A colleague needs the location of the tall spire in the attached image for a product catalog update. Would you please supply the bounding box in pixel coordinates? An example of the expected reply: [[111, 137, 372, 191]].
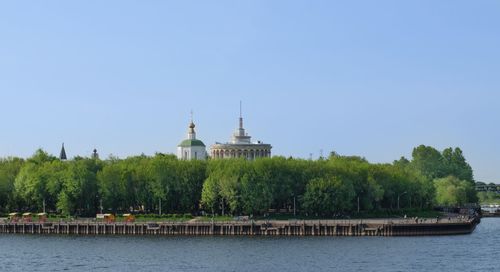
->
[[232, 101, 251, 144], [60, 143, 67, 161], [239, 101, 243, 129]]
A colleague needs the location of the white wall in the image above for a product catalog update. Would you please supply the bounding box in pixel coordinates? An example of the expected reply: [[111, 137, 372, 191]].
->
[[177, 146, 207, 160]]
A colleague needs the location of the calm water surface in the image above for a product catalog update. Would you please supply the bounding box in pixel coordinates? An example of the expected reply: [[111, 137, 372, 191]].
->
[[1, 218, 498, 272]]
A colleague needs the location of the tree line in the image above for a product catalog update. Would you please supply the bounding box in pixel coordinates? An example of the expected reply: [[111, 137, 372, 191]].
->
[[0, 145, 477, 217]]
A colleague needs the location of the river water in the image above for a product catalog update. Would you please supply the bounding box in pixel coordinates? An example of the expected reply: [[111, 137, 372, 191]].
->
[[0, 218, 498, 272]]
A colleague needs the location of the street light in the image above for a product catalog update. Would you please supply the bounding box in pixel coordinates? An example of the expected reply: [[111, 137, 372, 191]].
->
[[293, 195, 296, 217], [357, 189, 364, 213], [397, 191, 408, 210], [289, 194, 296, 217], [357, 196, 360, 213], [159, 198, 162, 216]]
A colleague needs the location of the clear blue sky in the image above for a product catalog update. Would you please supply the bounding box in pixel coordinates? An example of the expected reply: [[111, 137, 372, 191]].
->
[[0, 1, 499, 182]]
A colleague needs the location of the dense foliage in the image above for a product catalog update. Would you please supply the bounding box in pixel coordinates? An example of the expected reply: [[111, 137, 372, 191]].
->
[[434, 176, 475, 206], [0, 145, 477, 216], [477, 191, 500, 204]]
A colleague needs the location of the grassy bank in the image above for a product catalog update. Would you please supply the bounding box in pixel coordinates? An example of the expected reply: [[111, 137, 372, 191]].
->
[[197, 209, 443, 222], [1, 209, 445, 223]]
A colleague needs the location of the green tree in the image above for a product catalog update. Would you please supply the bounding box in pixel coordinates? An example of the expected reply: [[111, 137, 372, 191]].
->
[[0, 158, 24, 212], [201, 172, 221, 213], [411, 145, 446, 179], [302, 176, 355, 216], [434, 176, 475, 206], [442, 147, 474, 182], [240, 168, 273, 215], [477, 191, 500, 204], [97, 161, 126, 213], [1, 144, 479, 216], [57, 159, 99, 215]]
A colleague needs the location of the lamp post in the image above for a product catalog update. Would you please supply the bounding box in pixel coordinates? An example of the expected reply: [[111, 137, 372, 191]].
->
[[159, 198, 162, 216], [357, 196, 360, 213], [397, 191, 407, 210], [357, 189, 364, 213], [219, 198, 225, 216], [293, 195, 296, 217]]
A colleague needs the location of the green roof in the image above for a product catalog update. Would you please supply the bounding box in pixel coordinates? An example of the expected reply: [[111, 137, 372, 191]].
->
[[178, 139, 206, 147]]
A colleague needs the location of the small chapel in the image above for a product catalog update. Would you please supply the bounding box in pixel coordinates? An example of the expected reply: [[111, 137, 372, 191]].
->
[[176, 115, 207, 160]]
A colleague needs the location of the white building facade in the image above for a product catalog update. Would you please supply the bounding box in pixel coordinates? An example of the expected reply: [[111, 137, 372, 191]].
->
[[210, 110, 272, 160]]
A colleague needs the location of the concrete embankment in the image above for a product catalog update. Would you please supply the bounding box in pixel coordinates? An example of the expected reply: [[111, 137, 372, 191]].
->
[[0, 217, 480, 237]]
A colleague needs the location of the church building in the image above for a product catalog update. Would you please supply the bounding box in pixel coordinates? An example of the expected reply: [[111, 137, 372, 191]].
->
[[177, 116, 207, 160]]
